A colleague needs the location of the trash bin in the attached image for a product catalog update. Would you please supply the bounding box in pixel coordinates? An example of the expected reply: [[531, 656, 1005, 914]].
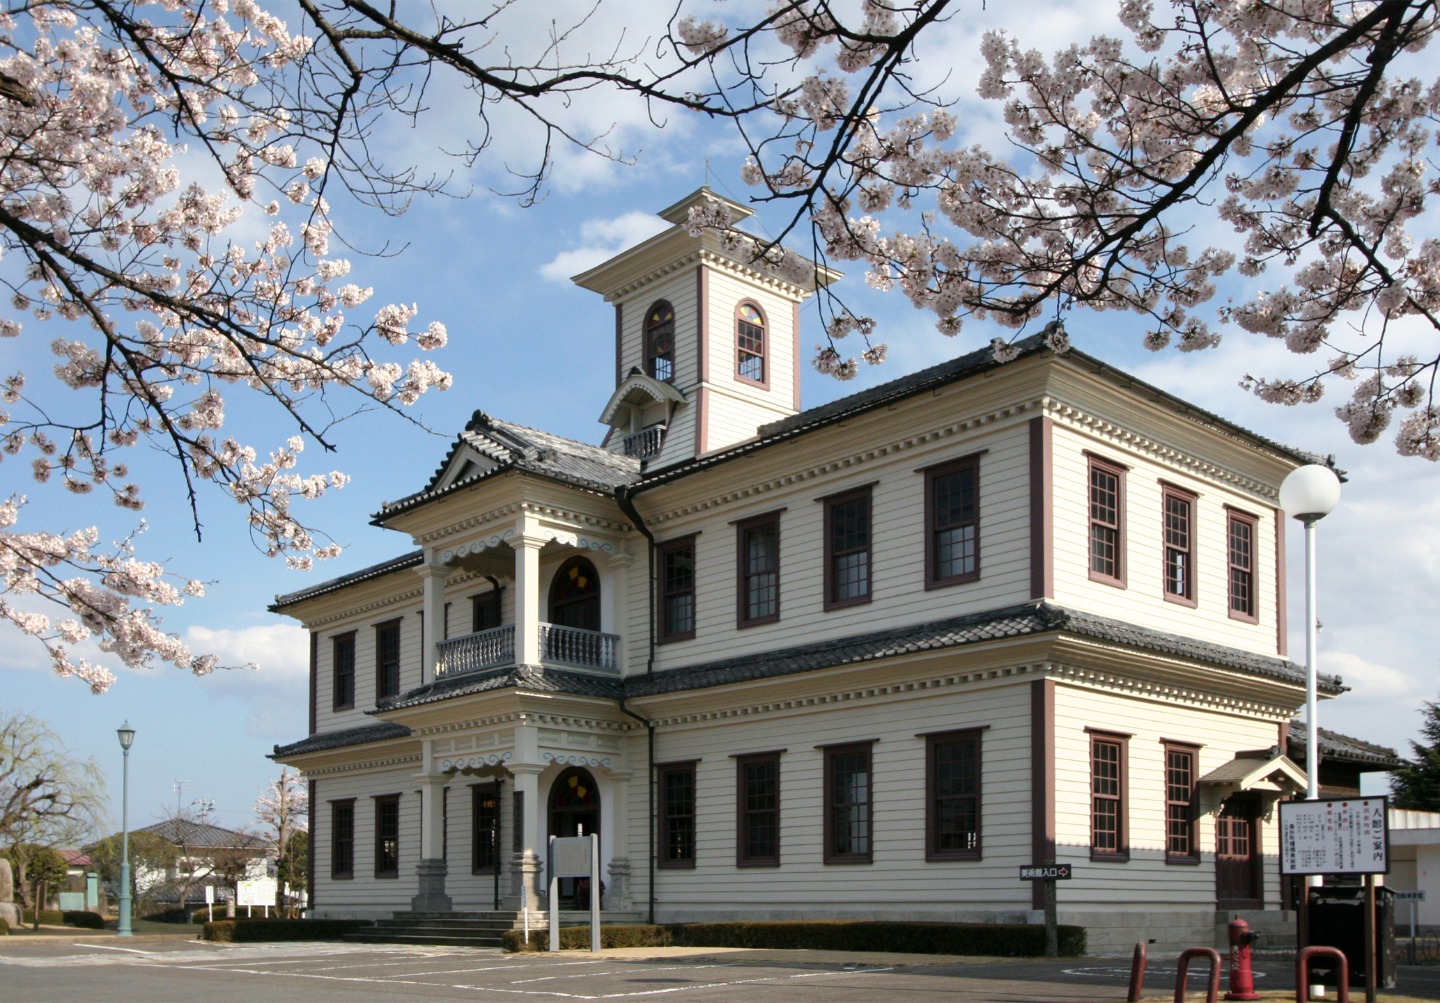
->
[[1306, 885, 1397, 989]]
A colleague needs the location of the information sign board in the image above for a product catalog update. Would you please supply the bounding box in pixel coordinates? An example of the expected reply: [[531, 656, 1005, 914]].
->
[[1019, 864, 1073, 881], [1279, 796, 1389, 876]]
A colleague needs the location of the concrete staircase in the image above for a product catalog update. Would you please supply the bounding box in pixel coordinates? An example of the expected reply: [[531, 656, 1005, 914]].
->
[[345, 909, 645, 948]]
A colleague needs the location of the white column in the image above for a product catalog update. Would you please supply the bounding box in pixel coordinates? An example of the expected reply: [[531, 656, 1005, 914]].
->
[[514, 536, 545, 667], [417, 559, 450, 685], [607, 769, 633, 909], [609, 548, 633, 674], [510, 763, 545, 913], [410, 758, 452, 912]]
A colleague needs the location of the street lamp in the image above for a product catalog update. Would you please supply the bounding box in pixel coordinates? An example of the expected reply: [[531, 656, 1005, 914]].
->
[[116, 722, 136, 937], [1279, 464, 1342, 802]]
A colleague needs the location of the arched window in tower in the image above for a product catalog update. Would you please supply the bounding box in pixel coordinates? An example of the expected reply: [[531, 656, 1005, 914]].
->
[[645, 301, 675, 382], [737, 303, 765, 384], [548, 556, 601, 633]]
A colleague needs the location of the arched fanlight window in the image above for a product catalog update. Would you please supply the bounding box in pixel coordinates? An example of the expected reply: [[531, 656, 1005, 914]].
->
[[548, 556, 601, 632], [645, 301, 675, 382], [737, 303, 765, 383]]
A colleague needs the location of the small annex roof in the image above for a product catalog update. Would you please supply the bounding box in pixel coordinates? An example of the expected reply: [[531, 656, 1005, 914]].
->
[[373, 411, 640, 524], [627, 330, 1326, 496], [376, 663, 623, 712], [270, 550, 423, 613], [599, 369, 687, 428], [1198, 751, 1308, 796], [271, 721, 412, 759], [1288, 724, 1404, 769]]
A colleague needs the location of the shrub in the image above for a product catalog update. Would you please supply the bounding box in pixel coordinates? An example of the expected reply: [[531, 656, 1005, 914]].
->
[[62, 911, 106, 930], [20, 909, 63, 926], [503, 925, 673, 952], [0, 917, 9, 936], [503, 920, 1085, 957], [202, 918, 373, 943]]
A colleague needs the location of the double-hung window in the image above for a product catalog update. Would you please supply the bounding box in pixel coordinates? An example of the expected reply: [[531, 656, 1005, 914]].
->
[[375, 619, 401, 700], [1162, 485, 1197, 605], [736, 513, 780, 626], [925, 456, 980, 587], [823, 742, 873, 864], [332, 632, 356, 710], [373, 794, 400, 878], [658, 762, 696, 867], [1164, 742, 1199, 862], [736, 303, 766, 384], [926, 730, 981, 860], [646, 301, 675, 382], [736, 752, 781, 867], [658, 537, 696, 641], [1089, 731, 1129, 861], [1087, 456, 1126, 586], [823, 487, 872, 610], [330, 799, 355, 879], [1227, 508, 1259, 622]]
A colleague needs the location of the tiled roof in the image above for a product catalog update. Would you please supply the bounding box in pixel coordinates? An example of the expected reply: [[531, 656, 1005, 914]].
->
[[273, 603, 1342, 758], [629, 332, 1321, 494], [375, 411, 640, 521], [1289, 723, 1403, 768], [271, 721, 412, 758], [625, 600, 1337, 698], [137, 819, 266, 850]]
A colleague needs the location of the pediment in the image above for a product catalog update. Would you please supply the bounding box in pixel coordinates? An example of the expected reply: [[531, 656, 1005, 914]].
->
[[431, 445, 503, 493], [1198, 751, 1307, 805], [599, 372, 687, 429]]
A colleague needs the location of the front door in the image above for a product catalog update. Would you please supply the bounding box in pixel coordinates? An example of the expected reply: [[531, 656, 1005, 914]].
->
[[1216, 794, 1263, 908]]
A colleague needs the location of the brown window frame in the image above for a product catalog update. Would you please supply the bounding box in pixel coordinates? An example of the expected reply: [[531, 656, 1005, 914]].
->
[[471, 783, 501, 874], [373, 793, 400, 878], [1226, 507, 1259, 623], [1164, 742, 1200, 863], [332, 631, 356, 711], [735, 752, 781, 867], [657, 536, 697, 642], [374, 618, 402, 700], [926, 729, 982, 861], [1162, 484, 1198, 606], [736, 301, 767, 386], [1087, 455, 1126, 587], [736, 512, 781, 627], [823, 741, 874, 865], [645, 300, 675, 382], [823, 486, 873, 611], [330, 798, 355, 879], [657, 761, 697, 869], [1089, 731, 1129, 861], [925, 456, 981, 588]]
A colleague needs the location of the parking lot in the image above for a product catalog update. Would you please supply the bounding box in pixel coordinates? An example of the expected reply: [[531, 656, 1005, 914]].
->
[[5, 937, 1440, 1002]]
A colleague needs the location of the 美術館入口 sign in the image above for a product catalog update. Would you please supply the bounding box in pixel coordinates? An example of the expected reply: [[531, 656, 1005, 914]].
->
[[1019, 864, 1073, 881], [1279, 796, 1388, 876]]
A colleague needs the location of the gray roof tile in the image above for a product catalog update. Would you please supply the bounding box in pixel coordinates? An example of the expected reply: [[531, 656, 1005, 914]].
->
[[271, 721, 412, 758]]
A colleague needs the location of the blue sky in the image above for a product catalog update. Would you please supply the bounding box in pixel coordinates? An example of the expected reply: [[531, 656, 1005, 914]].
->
[[4, 0, 1437, 838]]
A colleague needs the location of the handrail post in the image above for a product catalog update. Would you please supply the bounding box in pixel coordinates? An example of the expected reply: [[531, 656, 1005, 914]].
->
[[1296, 946, 1350, 1003], [1128, 941, 1147, 1003], [1174, 947, 1221, 1003]]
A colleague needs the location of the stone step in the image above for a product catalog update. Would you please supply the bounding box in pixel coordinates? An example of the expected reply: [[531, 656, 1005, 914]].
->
[[343, 910, 646, 948]]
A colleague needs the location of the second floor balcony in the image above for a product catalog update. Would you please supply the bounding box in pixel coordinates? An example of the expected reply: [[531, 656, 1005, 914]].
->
[[436, 622, 620, 679]]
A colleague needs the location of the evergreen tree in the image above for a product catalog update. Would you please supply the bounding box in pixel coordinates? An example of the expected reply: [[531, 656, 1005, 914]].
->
[[1391, 697, 1440, 811]]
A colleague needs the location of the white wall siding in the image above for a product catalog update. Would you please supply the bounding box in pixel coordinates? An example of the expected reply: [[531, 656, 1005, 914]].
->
[[311, 769, 420, 918]]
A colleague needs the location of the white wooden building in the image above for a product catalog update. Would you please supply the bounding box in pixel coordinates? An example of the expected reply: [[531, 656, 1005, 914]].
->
[[271, 188, 1337, 952]]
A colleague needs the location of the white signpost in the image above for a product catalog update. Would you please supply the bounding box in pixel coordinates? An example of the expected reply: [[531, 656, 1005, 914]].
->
[[548, 835, 600, 953], [1279, 796, 1390, 1003]]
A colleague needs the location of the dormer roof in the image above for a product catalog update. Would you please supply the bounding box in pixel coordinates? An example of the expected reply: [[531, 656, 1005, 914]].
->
[[598, 368, 688, 428]]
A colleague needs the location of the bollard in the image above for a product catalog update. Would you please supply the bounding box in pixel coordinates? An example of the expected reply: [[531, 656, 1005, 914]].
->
[[1296, 946, 1350, 1003], [1175, 946, 1222, 1003], [1224, 917, 1262, 1001], [1128, 941, 1147, 1003]]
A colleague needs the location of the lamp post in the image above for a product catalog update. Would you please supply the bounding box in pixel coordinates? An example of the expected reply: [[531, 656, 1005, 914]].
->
[[1279, 464, 1342, 802], [116, 722, 136, 937]]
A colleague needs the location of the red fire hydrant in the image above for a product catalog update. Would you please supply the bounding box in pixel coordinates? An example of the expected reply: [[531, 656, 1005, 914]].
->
[[1224, 917, 1262, 1001]]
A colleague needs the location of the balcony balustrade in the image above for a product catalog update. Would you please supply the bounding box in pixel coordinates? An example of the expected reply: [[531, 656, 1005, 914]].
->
[[436, 622, 619, 678]]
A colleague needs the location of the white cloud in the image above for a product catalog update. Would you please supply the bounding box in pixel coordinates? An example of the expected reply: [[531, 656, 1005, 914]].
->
[[539, 211, 671, 281], [183, 622, 309, 740]]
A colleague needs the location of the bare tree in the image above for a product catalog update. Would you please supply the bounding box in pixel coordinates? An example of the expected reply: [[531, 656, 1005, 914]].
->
[[0, 712, 105, 874], [253, 768, 307, 913]]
